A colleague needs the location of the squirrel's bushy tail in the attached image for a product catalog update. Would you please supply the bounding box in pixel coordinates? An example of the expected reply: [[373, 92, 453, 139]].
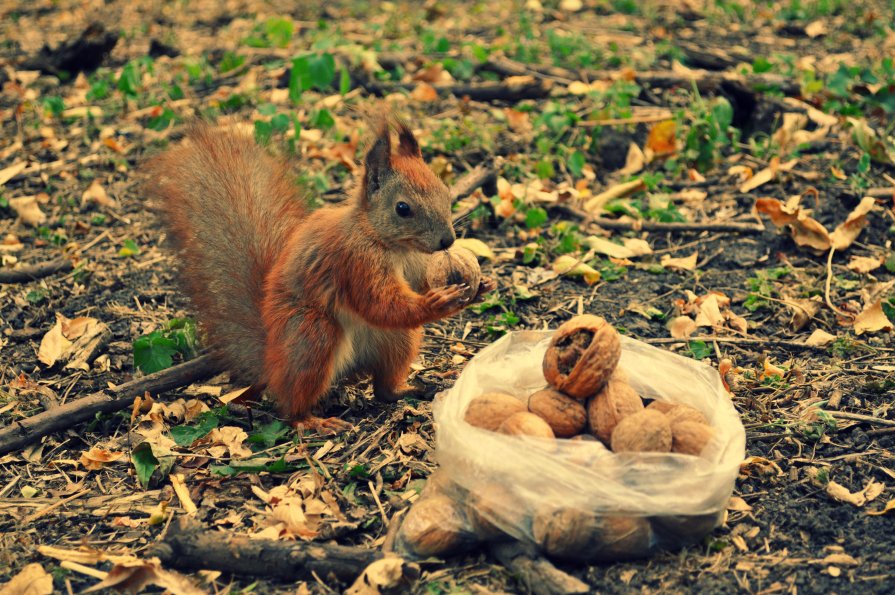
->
[[144, 123, 305, 382]]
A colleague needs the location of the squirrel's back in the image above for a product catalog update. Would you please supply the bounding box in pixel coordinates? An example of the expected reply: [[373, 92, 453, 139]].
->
[[144, 124, 305, 381]]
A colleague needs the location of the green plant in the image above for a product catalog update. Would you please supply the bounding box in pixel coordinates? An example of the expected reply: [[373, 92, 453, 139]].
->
[[680, 91, 737, 172], [288, 53, 336, 102], [243, 16, 294, 49], [132, 318, 199, 374], [743, 267, 789, 311]]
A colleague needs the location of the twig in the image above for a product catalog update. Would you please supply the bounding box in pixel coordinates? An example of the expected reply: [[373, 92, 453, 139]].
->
[[357, 73, 552, 102], [450, 163, 497, 203], [553, 204, 765, 234], [0, 354, 223, 456], [824, 247, 852, 319], [0, 258, 73, 284], [484, 56, 801, 96], [865, 187, 894, 198], [23, 488, 89, 524], [578, 109, 674, 127], [148, 516, 380, 582], [642, 336, 828, 351], [489, 541, 589, 595], [827, 411, 895, 428]]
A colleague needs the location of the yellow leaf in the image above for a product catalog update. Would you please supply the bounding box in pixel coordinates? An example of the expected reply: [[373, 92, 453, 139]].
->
[[660, 251, 698, 271], [410, 82, 438, 102], [552, 255, 600, 284], [854, 300, 894, 335], [805, 329, 836, 347], [645, 120, 676, 156], [867, 498, 895, 516], [583, 178, 645, 213], [667, 316, 697, 339], [453, 238, 494, 260]]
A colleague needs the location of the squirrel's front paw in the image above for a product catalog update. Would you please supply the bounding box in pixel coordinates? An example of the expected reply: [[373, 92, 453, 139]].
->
[[471, 276, 497, 303], [424, 284, 470, 316], [293, 415, 353, 436]]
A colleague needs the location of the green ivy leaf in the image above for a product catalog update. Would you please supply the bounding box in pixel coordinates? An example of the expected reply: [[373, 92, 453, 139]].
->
[[133, 331, 178, 374], [131, 442, 175, 488], [247, 420, 291, 449], [170, 411, 219, 447], [687, 340, 712, 360]]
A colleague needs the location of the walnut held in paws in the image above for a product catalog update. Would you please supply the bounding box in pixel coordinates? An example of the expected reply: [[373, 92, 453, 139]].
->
[[610, 409, 672, 453], [527, 388, 587, 438], [465, 392, 527, 431], [426, 246, 481, 302], [542, 315, 621, 400]]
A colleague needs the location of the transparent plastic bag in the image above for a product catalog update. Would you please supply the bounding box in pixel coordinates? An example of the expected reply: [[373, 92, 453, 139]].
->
[[396, 330, 746, 562]]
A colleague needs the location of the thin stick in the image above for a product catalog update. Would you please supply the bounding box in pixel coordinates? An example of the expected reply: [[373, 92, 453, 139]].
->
[[0, 354, 223, 456], [824, 247, 852, 319], [827, 411, 895, 427], [554, 204, 765, 234], [0, 258, 73, 284], [23, 489, 89, 523], [642, 336, 828, 351]]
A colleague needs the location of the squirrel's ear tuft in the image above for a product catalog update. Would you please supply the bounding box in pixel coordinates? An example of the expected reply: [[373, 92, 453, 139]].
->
[[395, 120, 422, 158], [364, 119, 392, 196]]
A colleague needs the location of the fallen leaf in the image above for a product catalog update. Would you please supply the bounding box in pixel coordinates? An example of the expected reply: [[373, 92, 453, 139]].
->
[[503, 108, 531, 132], [727, 496, 753, 512], [740, 456, 784, 476], [9, 196, 47, 227], [867, 498, 895, 516], [0, 563, 53, 595], [761, 359, 786, 380], [847, 255, 883, 273], [552, 255, 600, 285], [827, 479, 885, 507], [829, 196, 875, 250], [0, 161, 27, 186], [645, 120, 676, 157], [805, 20, 828, 37], [583, 178, 645, 213], [805, 329, 836, 347], [410, 82, 438, 102], [411, 63, 447, 83], [618, 143, 644, 175], [0, 233, 24, 252], [584, 236, 651, 258], [784, 296, 822, 332], [847, 117, 895, 165], [79, 446, 124, 470], [667, 316, 697, 339], [661, 252, 698, 271], [739, 158, 797, 193], [454, 238, 494, 260], [854, 300, 894, 335], [62, 106, 103, 119], [83, 559, 204, 594], [755, 197, 831, 251], [347, 558, 416, 595]]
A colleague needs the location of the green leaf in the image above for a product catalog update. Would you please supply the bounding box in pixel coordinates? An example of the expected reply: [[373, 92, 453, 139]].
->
[[687, 340, 712, 360], [255, 120, 273, 143], [170, 411, 219, 446], [535, 159, 555, 179], [131, 442, 175, 488], [311, 109, 335, 130], [119, 239, 141, 258], [247, 420, 291, 448], [210, 456, 294, 476], [289, 53, 336, 101], [339, 67, 351, 95], [568, 150, 586, 177], [525, 207, 548, 229], [133, 331, 178, 374], [117, 61, 141, 97]]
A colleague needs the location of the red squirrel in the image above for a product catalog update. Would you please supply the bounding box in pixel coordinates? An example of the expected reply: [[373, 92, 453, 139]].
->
[[144, 116, 494, 432]]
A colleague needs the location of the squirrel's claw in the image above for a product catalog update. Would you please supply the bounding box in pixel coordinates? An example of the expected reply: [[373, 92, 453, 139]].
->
[[293, 415, 353, 436], [470, 276, 497, 303]]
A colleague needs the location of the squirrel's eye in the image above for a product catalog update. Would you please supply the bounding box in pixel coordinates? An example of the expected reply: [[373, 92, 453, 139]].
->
[[395, 201, 412, 218]]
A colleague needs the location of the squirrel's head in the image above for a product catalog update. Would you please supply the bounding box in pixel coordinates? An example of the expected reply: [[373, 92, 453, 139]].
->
[[359, 118, 455, 254]]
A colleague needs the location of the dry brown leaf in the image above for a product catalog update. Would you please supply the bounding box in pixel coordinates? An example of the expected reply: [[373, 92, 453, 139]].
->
[[503, 108, 531, 132], [347, 558, 414, 595], [412, 63, 447, 83], [727, 496, 753, 512], [454, 238, 494, 260], [82, 559, 204, 595], [81, 180, 117, 208], [740, 456, 784, 476], [645, 120, 676, 157], [827, 479, 885, 507], [618, 142, 644, 175], [805, 329, 836, 347], [784, 296, 822, 332], [9, 196, 47, 227], [79, 446, 124, 470], [660, 251, 698, 271], [585, 235, 651, 258], [755, 197, 831, 251], [667, 316, 697, 339], [854, 300, 894, 335], [867, 498, 895, 516], [829, 196, 876, 250], [410, 82, 438, 102], [847, 255, 883, 274], [0, 233, 24, 252], [0, 563, 53, 595], [0, 161, 27, 186]]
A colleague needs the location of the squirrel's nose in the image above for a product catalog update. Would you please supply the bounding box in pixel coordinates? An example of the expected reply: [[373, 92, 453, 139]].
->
[[440, 234, 455, 250]]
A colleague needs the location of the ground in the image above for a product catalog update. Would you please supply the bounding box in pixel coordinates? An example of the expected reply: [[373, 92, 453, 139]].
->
[[1, 0, 894, 593]]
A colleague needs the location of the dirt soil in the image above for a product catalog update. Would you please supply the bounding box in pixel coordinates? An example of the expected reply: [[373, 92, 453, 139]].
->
[[1, 1, 894, 593]]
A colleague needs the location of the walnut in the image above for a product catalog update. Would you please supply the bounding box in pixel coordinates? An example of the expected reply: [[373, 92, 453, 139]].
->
[[464, 392, 527, 431], [587, 374, 644, 445], [671, 420, 715, 456], [610, 409, 672, 453], [498, 411, 556, 440], [397, 493, 470, 557], [426, 246, 481, 301], [527, 388, 587, 438], [542, 315, 621, 400]]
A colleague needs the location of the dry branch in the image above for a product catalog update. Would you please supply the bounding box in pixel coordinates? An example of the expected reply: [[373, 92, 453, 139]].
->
[[0, 258, 74, 284], [0, 354, 223, 456], [490, 542, 589, 595], [485, 56, 801, 96], [150, 516, 380, 583], [554, 205, 765, 235], [357, 73, 552, 101]]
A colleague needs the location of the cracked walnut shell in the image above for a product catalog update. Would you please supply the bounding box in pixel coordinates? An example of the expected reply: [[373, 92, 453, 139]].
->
[[542, 315, 621, 400]]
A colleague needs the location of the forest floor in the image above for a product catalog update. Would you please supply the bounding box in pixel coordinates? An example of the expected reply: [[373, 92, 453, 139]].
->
[[1, 0, 894, 593]]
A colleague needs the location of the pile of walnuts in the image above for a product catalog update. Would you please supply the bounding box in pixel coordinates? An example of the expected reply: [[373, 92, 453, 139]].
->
[[397, 315, 721, 561]]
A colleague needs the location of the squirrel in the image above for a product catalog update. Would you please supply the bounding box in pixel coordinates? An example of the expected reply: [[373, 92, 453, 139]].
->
[[144, 116, 494, 433]]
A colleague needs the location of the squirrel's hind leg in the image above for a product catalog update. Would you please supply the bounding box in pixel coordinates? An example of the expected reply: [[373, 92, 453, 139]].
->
[[371, 327, 424, 403], [264, 313, 352, 434]]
